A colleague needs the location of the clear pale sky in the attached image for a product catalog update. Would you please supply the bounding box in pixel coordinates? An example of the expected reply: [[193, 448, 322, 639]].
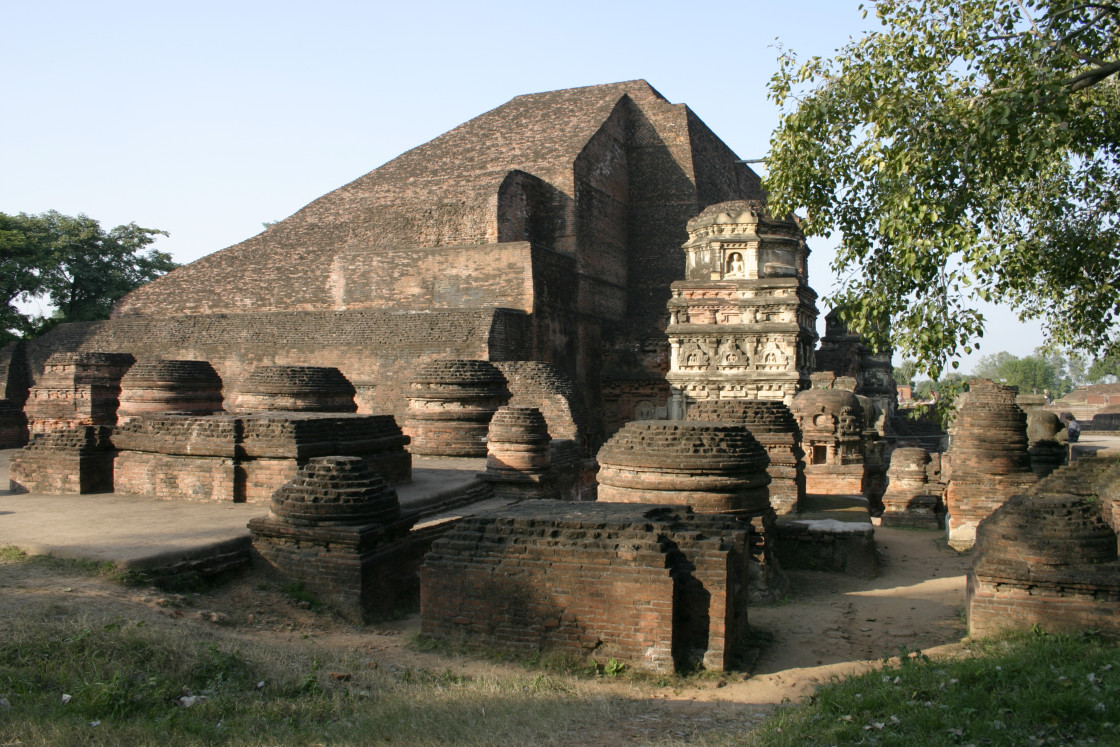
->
[[0, 0, 1047, 371]]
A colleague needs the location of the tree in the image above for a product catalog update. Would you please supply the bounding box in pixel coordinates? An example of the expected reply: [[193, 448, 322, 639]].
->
[[0, 212, 48, 343], [914, 371, 971, 399], [1087, 352, 1120, 382], [766, 0, 1120, 378], [893, 358, 919, 386], [971, 347, 1076, 395], [0, 211, 175, 346]]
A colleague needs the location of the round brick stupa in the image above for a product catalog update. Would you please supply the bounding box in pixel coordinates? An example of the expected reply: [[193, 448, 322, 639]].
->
[[945, 379, 1036, 548], [404, 360, 510, 457], [269, 456, 401, 527], [117, 359, 224, 423], [596, 421, 770, 513], [881, 447, 943, 528], [481, 406, 554, 499], [689, 399, 805, 514], [233, 365, 357, 413], [597, 420, 782, 601]]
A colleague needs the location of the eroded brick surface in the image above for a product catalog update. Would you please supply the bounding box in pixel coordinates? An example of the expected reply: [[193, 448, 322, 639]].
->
[[969, 457, 1120, 638]]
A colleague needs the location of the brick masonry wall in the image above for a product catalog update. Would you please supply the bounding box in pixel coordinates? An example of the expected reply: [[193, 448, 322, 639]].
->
[[113, 451, 237, 501], [420, 502, 750, 673], [968, 573, 1120, 638], [9, 427, 114, 495]]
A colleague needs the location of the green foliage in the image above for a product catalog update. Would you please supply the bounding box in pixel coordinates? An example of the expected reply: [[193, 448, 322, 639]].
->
[[1087, 351, 1120, 383], [0, 210, 175, 346], [971, 347, 1076, 395], [0, 605, 635, 745], [766, 0, 1120, 379], [914, 372, 971, 400], [751, 631, 1120, 745], [892, 358, 919, 387]]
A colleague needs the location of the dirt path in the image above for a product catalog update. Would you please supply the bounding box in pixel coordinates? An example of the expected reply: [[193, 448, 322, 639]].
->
[[1, 523, 971, 743]]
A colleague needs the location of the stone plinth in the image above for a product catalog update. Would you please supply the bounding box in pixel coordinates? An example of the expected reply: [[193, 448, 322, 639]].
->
[[420, 501, 751, 674], [232, 365, 357, 413], [480, 406, 555, 500], [403, 360, 510, 457], [9, 426, 114, 494], [596, 420, 783, 601], [881, 447, 944, 528], [24, 352, 135, 435], [969, 476, 1120, 638], [0, 398, 29, 448], [789, 385, 866, 495], [111, 412, 411, 502], [117, 359, 224, 424], [249, 456, 418, 622], [688, 399, 805, 514], [945, 380, 1036, 548]]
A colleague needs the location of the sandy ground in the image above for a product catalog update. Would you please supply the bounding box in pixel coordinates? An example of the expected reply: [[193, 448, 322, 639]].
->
[[0, 521, 971, 743]]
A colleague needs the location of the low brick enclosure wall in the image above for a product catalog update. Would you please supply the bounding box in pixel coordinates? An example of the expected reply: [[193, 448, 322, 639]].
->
[[420, 501, 752, 674], [773, 517, 879, 577]]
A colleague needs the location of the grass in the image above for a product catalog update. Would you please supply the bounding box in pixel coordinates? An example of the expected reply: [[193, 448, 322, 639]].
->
[[0, 545, 144, 585], [747, 630, 1120, 746], [0, 600, 647, 746]]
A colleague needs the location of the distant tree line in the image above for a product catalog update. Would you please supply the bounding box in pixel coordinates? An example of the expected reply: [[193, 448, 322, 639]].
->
[[1, 210, 176, 347], [895, 348, 1120, 401]]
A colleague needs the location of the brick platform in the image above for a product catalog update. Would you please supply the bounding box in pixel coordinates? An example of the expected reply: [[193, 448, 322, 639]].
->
[[420, 501, 751, 673], [9, 426, 114, 495], [111, 412, 411, 501]]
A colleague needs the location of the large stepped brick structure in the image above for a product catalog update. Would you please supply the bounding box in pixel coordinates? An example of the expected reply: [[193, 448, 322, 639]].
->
[[2, 81, 765, 439]]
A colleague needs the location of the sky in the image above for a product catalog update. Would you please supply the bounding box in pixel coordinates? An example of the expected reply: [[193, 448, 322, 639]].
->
[[0, 0, 1048, 372]]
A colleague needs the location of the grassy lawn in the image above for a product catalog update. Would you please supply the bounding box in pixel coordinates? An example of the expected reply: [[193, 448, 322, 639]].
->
[[749, 631, 1120, 746]]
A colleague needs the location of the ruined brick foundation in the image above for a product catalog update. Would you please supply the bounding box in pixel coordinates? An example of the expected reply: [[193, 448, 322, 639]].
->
[[420, 501, 751, 673], [968, 457, 1120, 638]]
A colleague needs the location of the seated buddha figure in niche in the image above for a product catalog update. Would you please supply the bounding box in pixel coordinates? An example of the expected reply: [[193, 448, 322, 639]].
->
[[726, 252, 746, 277]]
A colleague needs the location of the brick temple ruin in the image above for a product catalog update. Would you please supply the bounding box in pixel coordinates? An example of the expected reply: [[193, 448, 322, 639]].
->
[[4, 79, 1116, 665]]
